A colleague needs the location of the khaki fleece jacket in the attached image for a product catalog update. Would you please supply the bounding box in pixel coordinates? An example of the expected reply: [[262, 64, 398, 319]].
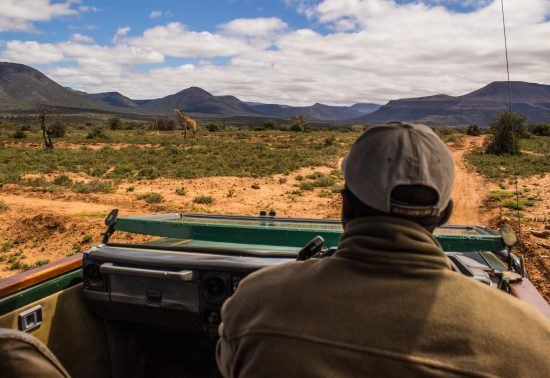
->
[[217, 216, 550, 377]]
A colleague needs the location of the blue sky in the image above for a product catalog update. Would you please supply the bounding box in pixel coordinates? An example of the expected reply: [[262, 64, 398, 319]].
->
[[0, 0, 548, 105]]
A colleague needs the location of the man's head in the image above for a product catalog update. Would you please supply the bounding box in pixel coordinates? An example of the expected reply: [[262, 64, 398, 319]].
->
[[341, 123, 455, 232]]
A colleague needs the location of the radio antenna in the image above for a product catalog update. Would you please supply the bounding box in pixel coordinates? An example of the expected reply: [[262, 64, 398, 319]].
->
[[499, 0, 521, 241]]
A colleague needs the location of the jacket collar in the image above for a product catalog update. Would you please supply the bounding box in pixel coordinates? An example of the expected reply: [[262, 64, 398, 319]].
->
[[335, 216, 451, 271]]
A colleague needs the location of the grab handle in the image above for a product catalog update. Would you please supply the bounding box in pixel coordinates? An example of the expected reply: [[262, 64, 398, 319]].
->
[[100, 263, 195, 281]]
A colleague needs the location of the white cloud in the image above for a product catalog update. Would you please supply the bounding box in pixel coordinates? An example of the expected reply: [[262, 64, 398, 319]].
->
[[112, 26, 131, 43], [220, 17, 288, 38], [0, 0, 88, 32], [2, 41, 64, 64], [149, 10, 172, 19], [127, 22, 254, 57], [149, 10, 162, 19], [1, 0, 549, 106], [71, 33, 93, 44]]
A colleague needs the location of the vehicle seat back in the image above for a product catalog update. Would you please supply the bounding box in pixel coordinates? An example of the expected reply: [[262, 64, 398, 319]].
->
[[0, 328, 69, 377]]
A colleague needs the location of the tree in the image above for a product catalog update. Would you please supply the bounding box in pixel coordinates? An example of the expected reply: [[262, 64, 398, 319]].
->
[[152, 118, 176, 131], [205, 122, 224, 132], [262, 120, 277, 130], [50, 121, 66, 138], [108, 117, 123, 130], [486, 112, 526, 155], [290, 115, 309, 132], [529, 123, 550, 136], [466, 124, 482, 136], [39, 106, 55, 149]]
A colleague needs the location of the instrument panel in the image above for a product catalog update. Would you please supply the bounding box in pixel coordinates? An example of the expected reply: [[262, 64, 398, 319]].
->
[[82, 244, 293, 334]]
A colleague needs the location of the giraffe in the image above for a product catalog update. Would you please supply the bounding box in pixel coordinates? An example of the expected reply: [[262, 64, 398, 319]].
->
[[174, 107, 197, 139]]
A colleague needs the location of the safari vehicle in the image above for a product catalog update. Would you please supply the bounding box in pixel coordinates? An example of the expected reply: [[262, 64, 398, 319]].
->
[[0, 211, 548, 377]]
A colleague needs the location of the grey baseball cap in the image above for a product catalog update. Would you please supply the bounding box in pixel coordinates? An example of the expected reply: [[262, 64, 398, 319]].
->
[[342, 123, 455, 217]]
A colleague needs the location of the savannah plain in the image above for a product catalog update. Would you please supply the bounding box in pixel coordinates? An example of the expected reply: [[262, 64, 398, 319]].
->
[[0, 116, 548, 300]]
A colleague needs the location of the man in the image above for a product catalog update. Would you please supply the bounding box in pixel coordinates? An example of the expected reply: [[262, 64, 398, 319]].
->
[[217, 123, 550, 377]]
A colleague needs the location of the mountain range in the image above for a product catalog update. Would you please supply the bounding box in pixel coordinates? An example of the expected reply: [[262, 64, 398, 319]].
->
[[1, 62, 549, 125], [355, 81, 550, 126]]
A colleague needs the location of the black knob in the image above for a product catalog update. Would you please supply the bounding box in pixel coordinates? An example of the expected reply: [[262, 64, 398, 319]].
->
[[204, 276, 226, 298]]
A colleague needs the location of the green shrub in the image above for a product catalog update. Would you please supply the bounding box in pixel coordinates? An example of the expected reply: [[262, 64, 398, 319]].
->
[[86, 125, 108, 140], [502, 199, 525, 210], [486, 189, 515, 204], [137, 192, 164, 204], [529, 123, 550, 137], [0, 199, 8, 212], [13, 128, 26, 139], [72, 180, 114, 194], [34, 259, 50, 267], [108, 117, 123, 130], [206, 122, 223, 132], [466, 124, 482, 136], [137, 166, 160, 179], [153, 118, 176, 131], [82, 234, 93, 243], [49, 122, 66, 138], [258, 120, 277, 131], [193, 195, 213, 204], [311, 175, 336, 187], [53, 174, 72, 186], [486, 113, 522, 155], [297, 182, 314, 191]]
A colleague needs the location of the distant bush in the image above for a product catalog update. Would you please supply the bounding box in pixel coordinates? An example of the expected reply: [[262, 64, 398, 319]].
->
[[137, 192, 164, 204], [13, 128, 26, 139], [254, 120, 277, 131], [86, 125, 108, 139], [53, 174, 72, 186], [529, 123, 550, 137], [0, 199, 8, 212], [193, 195, 213, 204], [20, 124, 32, 132], [153, 118, 176, 131], [433, 126, 463, 138], [290, 115, 309, 132], [108, 117, 123, 130], [72, 180, 114, 194], [486, 112, 524, 155], [205, 122, 224, 132], [49, 121, 66, 138], [137, 166, 160, 179], [466, 124, 482, 136]]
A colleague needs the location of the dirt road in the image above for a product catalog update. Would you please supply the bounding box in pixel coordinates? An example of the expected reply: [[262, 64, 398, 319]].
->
[[447, 136, 494, 225]]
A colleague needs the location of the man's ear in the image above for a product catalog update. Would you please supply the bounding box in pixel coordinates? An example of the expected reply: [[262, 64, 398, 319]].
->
[[438, 199, 453, 226]]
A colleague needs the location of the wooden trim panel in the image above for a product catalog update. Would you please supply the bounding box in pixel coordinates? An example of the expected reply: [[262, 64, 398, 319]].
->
[[0, 254, 83, 299]]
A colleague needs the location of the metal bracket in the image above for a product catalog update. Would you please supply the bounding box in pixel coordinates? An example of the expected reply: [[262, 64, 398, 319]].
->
[[18, 305, 42, 333], [102, 209, 119, 243]]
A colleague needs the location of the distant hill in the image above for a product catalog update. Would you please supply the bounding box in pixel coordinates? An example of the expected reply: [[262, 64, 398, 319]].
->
[[84, 91, 143, 108], [0, 62, 103, 111], [136, 87, 261, 116], [2, 62, 548, 125], [0, 62, 381, 120], [247, 102, 381, 121], [355, 82, 550, 126]]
